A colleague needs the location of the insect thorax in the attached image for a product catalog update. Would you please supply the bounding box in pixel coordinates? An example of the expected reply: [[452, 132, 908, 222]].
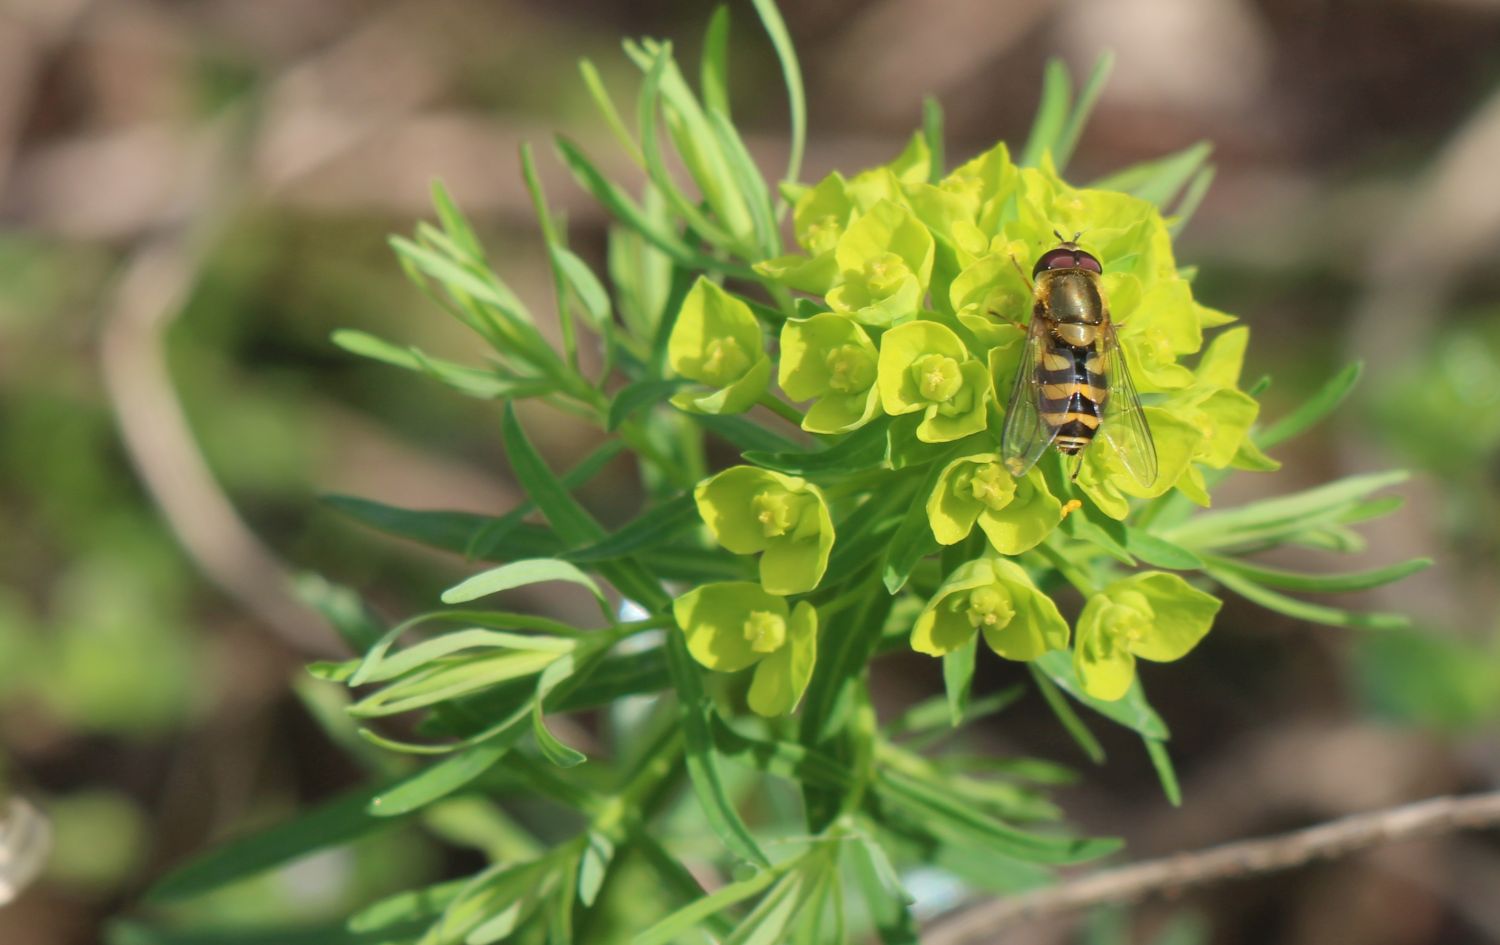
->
[[1038, 270, 1104, 326]]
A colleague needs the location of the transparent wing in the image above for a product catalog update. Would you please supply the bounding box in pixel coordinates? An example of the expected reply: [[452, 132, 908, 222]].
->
[[1098, 319, 1158, 488], [999, 315, 1058, 478]]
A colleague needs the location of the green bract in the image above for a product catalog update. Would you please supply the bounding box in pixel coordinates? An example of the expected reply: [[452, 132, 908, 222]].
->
[[778, 313, 881, 434], [912, 557, 1069, 660], [694, 466, 834, 595], [673, 582, 818, 717], [1074, 572, 1222, 701], [927, 456, 1061, 554], [876, 320, 992, 443], [826, 200, 935, 327], [667, 277, 771, 414]]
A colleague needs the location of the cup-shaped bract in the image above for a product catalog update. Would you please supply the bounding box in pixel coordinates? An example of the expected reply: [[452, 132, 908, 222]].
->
[[1073, 571, 1222, 701], [694, 466, 835, 595], [668, 277, 771, 414], [927, 456, 1062, 554], [912, 557, 1068, 661], [877, 320, 992, 443], [778, 313, 882, 434], [826, 200, 935, 328], [673, 582, 818, 717]]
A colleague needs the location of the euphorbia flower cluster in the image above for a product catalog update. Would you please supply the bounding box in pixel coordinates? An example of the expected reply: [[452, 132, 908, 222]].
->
[[668, 136, 1267, 712]]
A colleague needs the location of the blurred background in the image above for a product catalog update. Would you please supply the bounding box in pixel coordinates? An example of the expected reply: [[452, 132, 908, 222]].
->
[[1, 0, 1499, 943]]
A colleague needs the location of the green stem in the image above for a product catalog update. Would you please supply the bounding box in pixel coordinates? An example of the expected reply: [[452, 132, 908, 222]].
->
[[758, 391, 806, 426], [1036, 539, 1100, 596]]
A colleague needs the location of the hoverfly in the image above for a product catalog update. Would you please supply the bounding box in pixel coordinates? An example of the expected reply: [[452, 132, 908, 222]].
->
[[999, 234, 1157, 486]]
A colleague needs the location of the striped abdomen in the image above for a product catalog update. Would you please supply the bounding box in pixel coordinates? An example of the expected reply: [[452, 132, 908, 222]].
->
[[1039, 343, 1107, 455]]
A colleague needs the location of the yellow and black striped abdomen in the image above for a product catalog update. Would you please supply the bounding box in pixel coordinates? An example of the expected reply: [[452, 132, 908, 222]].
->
[[1038, 343, 1108, 455]]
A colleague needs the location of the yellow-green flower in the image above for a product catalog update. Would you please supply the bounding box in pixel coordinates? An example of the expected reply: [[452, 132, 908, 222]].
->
[[694, 467, 835, 595], [778, 314, 882, 434], [673, 582, 818, 717], [912, 557, 1068, 660], [758, 136, 931, 295], [1107, 274, 1202, 393], [876, 320, 992, 443], [1073, 572, 1221, 701], [927, 457, 1061, 554], [906, 143, 1019, 254], [826, 200, 935, 328], [667, 277, 771, 414], [1074, 406, 1201, 519], [1002, 160, 1178, 290]]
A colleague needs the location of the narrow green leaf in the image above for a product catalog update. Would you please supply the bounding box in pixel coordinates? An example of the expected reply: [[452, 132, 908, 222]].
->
[[502, 406, 669, 610], [532, 654, 587, 768], [1034, 651, 1170, 740], [1092, 141, 1212, 209], [1052, 52, 1114, 171], [441, 558, 604, 607], [800, 583, 894, 747], [294, 574, 385, 653], [354, 629, 574, 687], [607, 378, 690, 431], [1208, 566, 1411, 630], [327, 495, 716, 583], [1204, 554, 1431, 593], [331, 329, 543, 400], [467, 439, 625, 559], [743, 419, 891, 476], [554, 137, 753, 279], [368, 738, 517, 817], [1143, 737, 1182, 807], [147, 786, 392, 902], [349, 878, 469, 934], [724, 866, 818, 945], [942, 635, 977, 726], [633, 861, 784, 945], [708, 106, 779, 257], [431, 179, 483, 259], [749, 0, 806, 193], [577, 831, 615, 908], [665, 625, 769, 866], [691, 413, 802, 454], [876, 769, 1120, 863], [350, 650, 560, 717], [519, 140, 579, 366], [1020, 58, 1071, 168], [325, 495, 513, 556], [1123, 528, 1204, 570], [502, 404, 605, 547], [710, 714, 853, 789], [883, 685, 1025, 738], [636, 42, 738, 249], [922, 96, 945, 184], [1165, 470, 1408, 549], [1257, 362, 1363, 448], [563, 494, 700, 564], [882, 460, 948, 593], [1029, 664, 1105, 764], [848, 834, 919, 945], [1168, 164, 1216, 236], [701, 6, 732, 118], [549, 244, 612, 331], [578, 59, 644, 168]]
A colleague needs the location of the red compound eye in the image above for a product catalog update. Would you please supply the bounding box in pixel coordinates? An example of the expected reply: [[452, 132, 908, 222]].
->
[[1073, 250, 1102, 273], [1031, 247, 1081, 278]]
